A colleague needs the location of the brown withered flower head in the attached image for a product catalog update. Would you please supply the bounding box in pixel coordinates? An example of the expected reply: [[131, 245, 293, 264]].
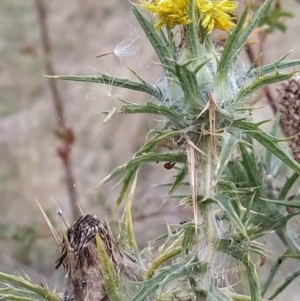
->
[[56, 214, 140, 301], [277, 73, 300, 163]]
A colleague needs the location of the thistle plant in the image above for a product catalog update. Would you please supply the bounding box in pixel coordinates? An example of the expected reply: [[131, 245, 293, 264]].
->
[[2, 0, 300, 301]]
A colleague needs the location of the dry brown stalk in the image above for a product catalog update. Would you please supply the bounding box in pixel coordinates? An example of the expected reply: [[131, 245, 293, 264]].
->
[[34, 0, 80, 219]]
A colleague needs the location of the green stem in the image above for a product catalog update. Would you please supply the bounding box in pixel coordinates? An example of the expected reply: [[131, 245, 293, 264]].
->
[[277, 226, 300, 254], [261, 252, 287, 297], [278, 171, 299, 200], [200, 137, 212, 199], [227, 292, 269, 301], [198, 137, 214, 286], [245, 261, 261, 301], [268, 269, 300, 300], [143, 246, 181, 280]]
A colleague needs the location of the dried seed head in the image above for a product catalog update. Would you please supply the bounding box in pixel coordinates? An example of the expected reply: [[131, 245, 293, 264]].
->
[[277, 73, 300, 137], [277, 73, 300, 163], [56, 214, 140, 301], [291, 133, 300, 163]]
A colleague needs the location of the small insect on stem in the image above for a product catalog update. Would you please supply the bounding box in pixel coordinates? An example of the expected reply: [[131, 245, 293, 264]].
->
[[164, 162, 176, 170], [260, 254, 267, 267]]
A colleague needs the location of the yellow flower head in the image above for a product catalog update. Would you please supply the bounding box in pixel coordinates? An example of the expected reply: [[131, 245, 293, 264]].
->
[[140, 0, 237, 33], [196, 0, 237, 33], [140, 0, 191, 29]]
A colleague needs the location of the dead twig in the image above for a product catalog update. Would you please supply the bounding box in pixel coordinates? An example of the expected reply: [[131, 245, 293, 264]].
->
[[34, 0, 80, 219]]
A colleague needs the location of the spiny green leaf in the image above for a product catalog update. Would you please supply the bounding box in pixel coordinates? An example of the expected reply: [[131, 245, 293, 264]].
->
[[235, 0, 272, 60], [143, 237, 182, 280], [194, 56, 214, 74], [234, 120, 300, 175], [186, 0, 199, 57], [114, 102, 188, 128], [217, 3, 250, 81], [95, 152, 187, 188], [237, 58, 300, 86], [282, 253, 300, 259], [132, 5, 174, 73], [0, 285, 45, 301], [137, 128, 191, 155], [115, 128, 190, 208], [207, 194, 248, 238], [0, 294, 36, 301], [217, 180, 256, 194], [239, 142, 261, 189], [278, 172, 299, 200], [174, 62, 206, 107], [158, 27, 170, 50], [235, 70, 296, 101], [258, 59, 300, 77], [227, 160, 249, 185], [202, 288, 231, 301], [114, 168, 138, 213], [260, 198, 300, 209], [47, 74, 162, 100], [152, 180, 189, 187], [130, 261, 207, 301], [124, 172, 139, 253], [95, 233, 121, 301], [273, 210, 300, 229], [0, 273, 59, 301], [241, 191, 256, 226], [213, 130, 240, 186], [164, 166, 187, 202], [182, 223, 196, 255]]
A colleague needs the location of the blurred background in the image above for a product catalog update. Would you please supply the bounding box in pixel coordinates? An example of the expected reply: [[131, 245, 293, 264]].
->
[[0, 0, 300, 298]]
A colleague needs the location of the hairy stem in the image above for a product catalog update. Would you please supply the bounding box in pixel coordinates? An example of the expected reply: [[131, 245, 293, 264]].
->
[[198, 137, 215, 287], [245, 260, 261, 301]]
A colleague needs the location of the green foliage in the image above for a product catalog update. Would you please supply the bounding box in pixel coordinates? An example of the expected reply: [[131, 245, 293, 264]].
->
[[257, 3, 293, 32], [2, 0, 300, 301], [95, 232, 122, 301], [132, 260, 208, 301], [0, 272, 60, 301]]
